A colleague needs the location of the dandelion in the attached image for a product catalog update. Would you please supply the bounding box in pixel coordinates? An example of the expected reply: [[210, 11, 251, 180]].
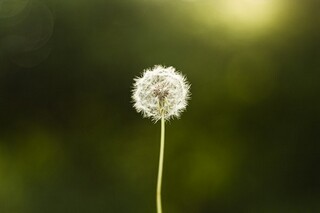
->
[[132, 65, 190, 213], [132, 65, 190, 122]]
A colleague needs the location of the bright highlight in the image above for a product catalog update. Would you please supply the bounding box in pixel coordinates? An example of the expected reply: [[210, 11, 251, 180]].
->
[[217, 0, 283, 32], [194, 0, 286, 36]]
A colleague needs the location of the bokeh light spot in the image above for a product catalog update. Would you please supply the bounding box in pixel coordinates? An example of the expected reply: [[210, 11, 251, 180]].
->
[[218, 0, 283, 31], [194, 0, 287, 37]]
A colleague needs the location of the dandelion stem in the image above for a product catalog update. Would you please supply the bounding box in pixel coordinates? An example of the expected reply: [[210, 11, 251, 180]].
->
[[157, 114, 165, 213]]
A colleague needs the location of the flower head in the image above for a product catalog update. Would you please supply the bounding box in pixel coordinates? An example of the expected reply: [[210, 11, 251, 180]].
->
[[132, 65, 190, 122]]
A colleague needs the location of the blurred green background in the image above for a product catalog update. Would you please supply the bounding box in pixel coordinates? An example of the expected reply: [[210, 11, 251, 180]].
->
[[0, 0, 319, 212]]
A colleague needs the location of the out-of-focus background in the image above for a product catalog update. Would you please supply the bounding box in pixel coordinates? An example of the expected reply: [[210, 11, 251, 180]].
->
[[0, 0, 319, 212]]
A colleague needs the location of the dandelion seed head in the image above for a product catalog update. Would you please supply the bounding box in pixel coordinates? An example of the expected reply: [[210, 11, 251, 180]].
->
[[132, 65, 190, 122]]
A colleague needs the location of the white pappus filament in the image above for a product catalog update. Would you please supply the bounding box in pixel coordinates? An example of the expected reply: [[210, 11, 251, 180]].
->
[[132, 65, 190, 122]]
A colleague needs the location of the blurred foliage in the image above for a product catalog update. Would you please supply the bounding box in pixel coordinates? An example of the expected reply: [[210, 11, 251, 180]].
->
[[0, 0, 319, 212]]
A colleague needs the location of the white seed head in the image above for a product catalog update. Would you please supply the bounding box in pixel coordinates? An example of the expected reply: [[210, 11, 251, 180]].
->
[[132, 65, 190, 122]]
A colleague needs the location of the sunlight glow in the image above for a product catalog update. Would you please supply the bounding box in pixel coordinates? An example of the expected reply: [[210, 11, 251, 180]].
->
[[217, 0, 283, 32], [193, 0, 286, 37]]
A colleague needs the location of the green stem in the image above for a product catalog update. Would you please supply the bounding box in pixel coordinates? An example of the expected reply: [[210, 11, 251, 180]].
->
[[157, 115, 165, 213]]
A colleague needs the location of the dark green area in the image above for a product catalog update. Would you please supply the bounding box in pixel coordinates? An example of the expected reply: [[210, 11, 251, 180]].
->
[[0, 0, 319, 212]]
